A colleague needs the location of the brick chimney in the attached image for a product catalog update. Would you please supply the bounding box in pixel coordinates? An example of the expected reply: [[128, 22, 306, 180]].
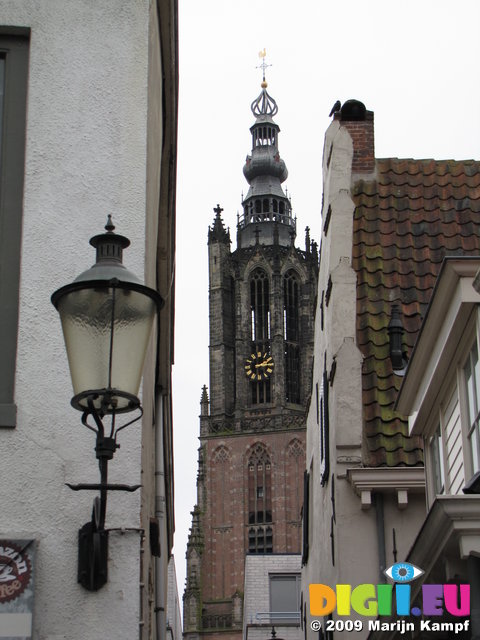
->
[[335, 100, 375, 174]]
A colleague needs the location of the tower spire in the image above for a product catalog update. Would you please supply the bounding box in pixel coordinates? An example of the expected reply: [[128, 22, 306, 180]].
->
[[237, 56, 295, 248]]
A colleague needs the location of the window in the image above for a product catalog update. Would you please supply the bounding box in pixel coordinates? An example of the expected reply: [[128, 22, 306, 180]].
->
[[430, 425, 445, 495], [269, 574, 301, 624], [0, 31, 30, 427], [284, 270, 300, 404], [425, 380, 466, 501], [250, 269, 271, 405], [248, 444, 273, 552], [248, 444, 272, 525], [464, 341, 480, 474], [248, 525, 273, 554]]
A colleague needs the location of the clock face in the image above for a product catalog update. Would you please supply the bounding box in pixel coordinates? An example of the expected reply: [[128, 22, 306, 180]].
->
[[245, 351, 274, 380]]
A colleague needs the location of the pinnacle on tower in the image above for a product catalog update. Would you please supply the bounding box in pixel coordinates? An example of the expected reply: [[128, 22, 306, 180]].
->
[[305, 226, 311, 253], [208, 204, 231, 244], [200, 385, 209, 416]]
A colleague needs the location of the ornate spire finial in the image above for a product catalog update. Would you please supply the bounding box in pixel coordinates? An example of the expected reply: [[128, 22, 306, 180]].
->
[[251, 50, 278, 117], [257, 48, 271, 88], [105, 214, 115, 233]]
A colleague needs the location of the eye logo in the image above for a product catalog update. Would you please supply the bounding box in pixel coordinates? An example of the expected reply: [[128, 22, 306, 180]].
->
[[384, 562, 424, 583]]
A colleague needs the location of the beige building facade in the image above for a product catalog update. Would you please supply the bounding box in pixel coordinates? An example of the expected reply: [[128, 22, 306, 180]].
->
[[302, 100, 480, 639], [394, 258, 480, 640]]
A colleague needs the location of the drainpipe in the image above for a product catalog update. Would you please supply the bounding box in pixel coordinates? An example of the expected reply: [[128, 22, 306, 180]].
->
[[373, 493, 386, 583], [155, 390, 168, 640], [468, 555, 480, 640]]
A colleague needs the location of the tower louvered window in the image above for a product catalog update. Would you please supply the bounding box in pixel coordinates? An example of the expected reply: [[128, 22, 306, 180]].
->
[[247, 444, 273, 553], [250, 269, 271, 404], [284, 270, 300, 404]]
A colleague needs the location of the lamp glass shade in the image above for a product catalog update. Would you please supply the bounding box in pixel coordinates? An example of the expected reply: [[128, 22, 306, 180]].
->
[[56, 284, 156, 413]]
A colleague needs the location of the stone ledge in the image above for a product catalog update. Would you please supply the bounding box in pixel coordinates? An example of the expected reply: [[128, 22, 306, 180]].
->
[[347, 466, 425, 510]]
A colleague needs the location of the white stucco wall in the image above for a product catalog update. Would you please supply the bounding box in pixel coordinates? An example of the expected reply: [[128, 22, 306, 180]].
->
[[304, 120, 363, 607], [0, 2, 154, 638], [302, 119, 426, 640]]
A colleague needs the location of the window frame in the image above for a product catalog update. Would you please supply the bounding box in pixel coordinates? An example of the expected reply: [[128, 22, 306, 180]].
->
[[429, 423, 445, 495], [462, 339, 480, 475], [423, 312, 480, 506], [0, 29, 30, 428], [269, 573, 301, 624]]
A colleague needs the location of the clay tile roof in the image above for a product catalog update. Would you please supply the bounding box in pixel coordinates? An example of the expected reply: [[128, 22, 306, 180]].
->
[[352, 158, 480, 467]]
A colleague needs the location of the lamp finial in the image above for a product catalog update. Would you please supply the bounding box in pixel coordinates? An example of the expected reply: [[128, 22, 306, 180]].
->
[[105, 215, 115, 233]]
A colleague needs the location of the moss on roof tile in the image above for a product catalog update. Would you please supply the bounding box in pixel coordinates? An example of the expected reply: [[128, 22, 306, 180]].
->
[[353, 157, 480, 467]]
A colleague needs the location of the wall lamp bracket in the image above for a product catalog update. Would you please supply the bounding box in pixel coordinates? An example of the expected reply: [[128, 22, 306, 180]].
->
[[68, 395, 143, 591]]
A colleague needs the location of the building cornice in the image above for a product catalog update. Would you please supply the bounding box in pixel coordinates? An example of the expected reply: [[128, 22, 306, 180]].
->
[[407, 495, 480, 592], [347, 466, 425, 510]]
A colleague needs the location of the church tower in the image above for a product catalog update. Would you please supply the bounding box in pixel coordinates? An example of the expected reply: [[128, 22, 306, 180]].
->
[[183, 73, 318, 640]]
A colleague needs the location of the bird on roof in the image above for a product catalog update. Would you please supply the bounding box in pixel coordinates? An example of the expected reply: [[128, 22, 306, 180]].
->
[[329, 100, 341, 117]]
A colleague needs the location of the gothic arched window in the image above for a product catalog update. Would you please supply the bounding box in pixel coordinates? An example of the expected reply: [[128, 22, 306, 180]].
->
[[286, 439, 304, 549], [284, 270, 300, 404], [247, 444, 273, 553], [250, 269, 271, 404], [212, 446, 231, 526]]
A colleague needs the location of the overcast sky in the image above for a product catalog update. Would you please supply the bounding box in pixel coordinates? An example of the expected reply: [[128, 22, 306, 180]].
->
[[172, 0, 480, 603]]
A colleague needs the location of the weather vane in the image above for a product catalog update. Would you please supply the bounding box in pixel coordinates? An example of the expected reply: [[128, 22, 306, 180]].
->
[[257, 48, 272, 87]]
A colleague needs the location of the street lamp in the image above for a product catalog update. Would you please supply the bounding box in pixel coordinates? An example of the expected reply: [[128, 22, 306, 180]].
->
[[51, 216, 163, 591]]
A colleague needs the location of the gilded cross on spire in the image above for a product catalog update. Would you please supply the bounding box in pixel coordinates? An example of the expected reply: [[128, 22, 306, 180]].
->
[[257, 49, 271, 88]]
